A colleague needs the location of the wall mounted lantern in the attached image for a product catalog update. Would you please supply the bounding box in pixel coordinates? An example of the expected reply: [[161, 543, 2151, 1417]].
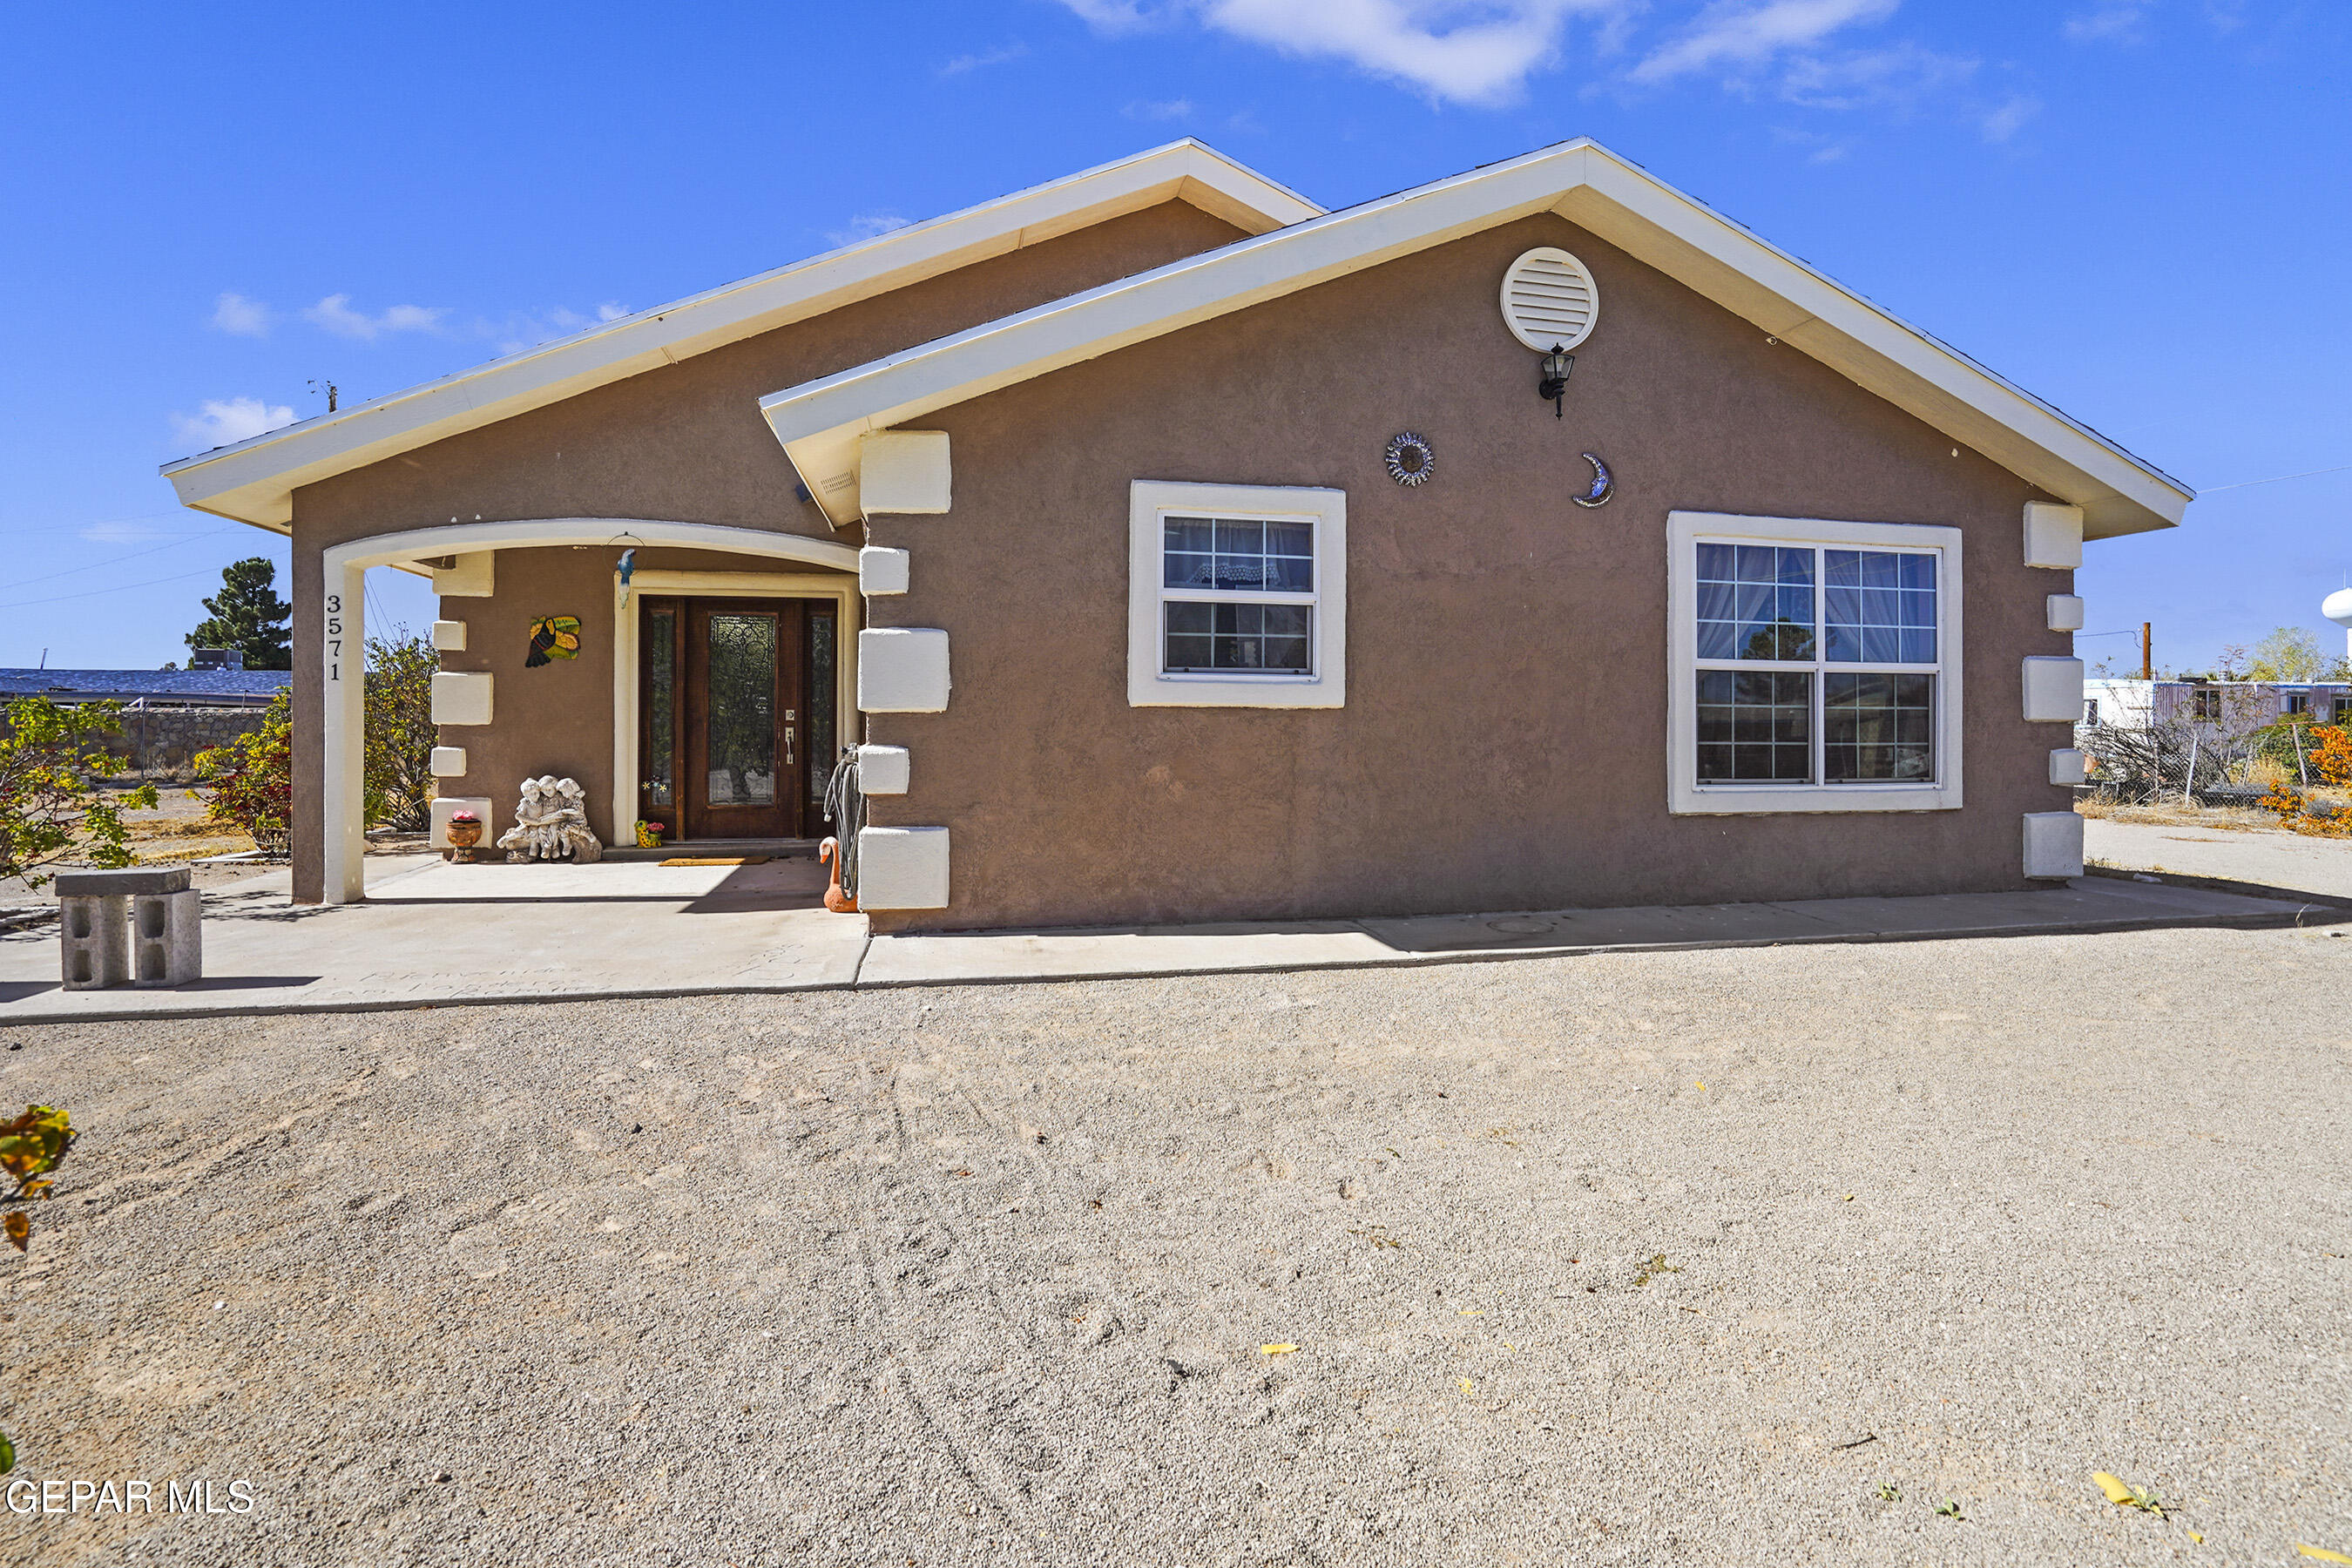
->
[[1538, 345, 1575, 418]]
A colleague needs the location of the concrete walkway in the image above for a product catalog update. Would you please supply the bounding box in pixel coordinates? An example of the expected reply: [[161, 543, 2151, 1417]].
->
[[2, 852, 2342, 1024], [2085, 815, 2352, 900]]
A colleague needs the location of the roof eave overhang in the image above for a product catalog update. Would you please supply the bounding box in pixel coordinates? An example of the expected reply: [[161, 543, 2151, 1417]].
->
[[764, 140, 2190, 538], [159, 140, 1322, 531]]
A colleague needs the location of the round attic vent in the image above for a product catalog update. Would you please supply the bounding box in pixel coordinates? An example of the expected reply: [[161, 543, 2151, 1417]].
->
[[1499, 247, 1598, 353]]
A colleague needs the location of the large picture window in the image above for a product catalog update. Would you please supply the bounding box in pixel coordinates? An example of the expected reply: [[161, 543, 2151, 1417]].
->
[[1669, 512, 1963, 814], [1129, 481, 1346, 708]]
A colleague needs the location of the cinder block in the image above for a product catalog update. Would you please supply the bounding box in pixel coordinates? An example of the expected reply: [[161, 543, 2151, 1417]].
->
[[429, 746, 469, 777], [430, 796, 494, 850], [2023, 502, 2083, 571], [430, 619, 469, 652], [859, 431, 951, 516], [432, 552, 496, 597], [130, 889, 202, 987], [860, 546, 911, 596], [856, 744, 910, 794], [2048, 748, 2087, 787], [2023, 656, 2085, 722], [430, 671, 494, 726], [58, 896, 128, 990], [857, 826, 950, 909], [2023, 811, 2085, 879], [857, 628, 950, 713], [2045, 594, 2085, 632]]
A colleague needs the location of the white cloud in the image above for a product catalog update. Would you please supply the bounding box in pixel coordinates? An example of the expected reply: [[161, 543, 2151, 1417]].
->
[[825, 212, 913, 247], [302, 293, 448, 341], [940, 42, 1030, 75], [1125, 97, 1198, 120], [1979, 92, 2039, 142], [1631, 0, 1900, 82], [596, 301, 627, 322], [210, 292, 271, 336], [170, 396, 296, 452], [1775, 41, 1975, 112], [2065, 2, 2153, 42], [1058, 0, 1625, 105]]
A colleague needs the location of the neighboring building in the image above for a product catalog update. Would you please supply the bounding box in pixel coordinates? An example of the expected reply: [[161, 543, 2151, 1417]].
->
[[0, 667, 292, 776], [2082, 679, 2348, 732], [159, 139, 2191, 927]]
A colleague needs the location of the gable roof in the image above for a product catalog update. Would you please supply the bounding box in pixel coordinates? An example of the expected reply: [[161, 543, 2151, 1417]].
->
[[159, 141, 1321, 531], [760, 139, 2189, 539]]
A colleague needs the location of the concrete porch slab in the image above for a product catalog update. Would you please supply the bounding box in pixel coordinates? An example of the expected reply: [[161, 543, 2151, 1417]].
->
[[0, 866, 2339, 1024]]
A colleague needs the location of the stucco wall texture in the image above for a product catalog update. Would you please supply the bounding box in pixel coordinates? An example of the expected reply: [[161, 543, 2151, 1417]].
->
[[860, 213, 2079, 932], [283, 200, 1249, 899]]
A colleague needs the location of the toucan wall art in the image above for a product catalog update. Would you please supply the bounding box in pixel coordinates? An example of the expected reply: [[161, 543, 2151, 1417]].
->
[[525, 615, 583, 666]]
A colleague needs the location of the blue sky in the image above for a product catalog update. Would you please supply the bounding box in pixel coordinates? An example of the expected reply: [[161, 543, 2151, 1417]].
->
[[4, 1, 2346, 674]]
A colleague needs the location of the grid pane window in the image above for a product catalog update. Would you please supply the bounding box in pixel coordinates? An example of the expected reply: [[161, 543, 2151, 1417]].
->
[[1695, 672, 1814, 782], [1824, 672, 1935, 781], [1161, 512, 1317, 679], [1696, 543, 1815, 661], [1164, 517, 1314, 592], [1165, 602, 1311, 672], [1823, 550, 1936, 664], [1693, 538, 1943, 792]]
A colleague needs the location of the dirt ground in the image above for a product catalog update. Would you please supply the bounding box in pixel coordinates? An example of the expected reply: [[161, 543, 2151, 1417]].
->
[[2, 923, 2348, 1565]]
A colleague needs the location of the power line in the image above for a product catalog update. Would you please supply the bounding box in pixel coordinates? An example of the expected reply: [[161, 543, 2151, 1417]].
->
[[2201, 463, 2352, 493], [0, 566, 220, 611], [8, 528, 235, 592]]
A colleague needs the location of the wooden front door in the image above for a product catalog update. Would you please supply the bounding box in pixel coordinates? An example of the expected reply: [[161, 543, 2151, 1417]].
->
[[639, 595, 841, 841]]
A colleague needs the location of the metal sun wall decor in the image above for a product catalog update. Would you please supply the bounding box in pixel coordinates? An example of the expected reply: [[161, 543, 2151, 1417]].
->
[[1384, 432, 1436, 486], [1574, 452, 1614, 509], [525, 615, 583, 666]]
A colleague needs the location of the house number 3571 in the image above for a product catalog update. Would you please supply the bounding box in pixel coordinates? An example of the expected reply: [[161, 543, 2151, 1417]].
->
[[326, 593, 342, 682]]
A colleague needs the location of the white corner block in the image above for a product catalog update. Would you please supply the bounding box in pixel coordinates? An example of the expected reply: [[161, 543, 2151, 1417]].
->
[[856, 744, 910, 794], [2022, 656, 2085, 723], [2023, 811, 2085, 879], [2045, 594, 2085, 632], [857, 628, 950, 713], [430, 670, 495, 726], [2023, 503, 2083, 571], [429, 796, 494, 850], [857, 826, 950, 909], [2048, 747, 2086, 786], [859, 545, 911, 596], [430, 618, 470, 652], [432, 551, 496, 598], [858, 430, 951, 516], [429, 746, 469, 777]]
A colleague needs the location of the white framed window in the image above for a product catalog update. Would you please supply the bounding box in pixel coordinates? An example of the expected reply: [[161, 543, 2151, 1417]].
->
[[1667, 510, 1963, 814], [1128, 480, 1346, 707]]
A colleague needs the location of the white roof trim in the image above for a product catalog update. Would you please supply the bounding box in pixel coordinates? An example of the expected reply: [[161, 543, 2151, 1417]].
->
[[761, 140, 2190, 539], [160, 141, 1321, 531]]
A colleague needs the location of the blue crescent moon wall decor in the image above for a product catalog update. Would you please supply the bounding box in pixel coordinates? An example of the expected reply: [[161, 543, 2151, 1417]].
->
[[1572, 451, 1613, 509]]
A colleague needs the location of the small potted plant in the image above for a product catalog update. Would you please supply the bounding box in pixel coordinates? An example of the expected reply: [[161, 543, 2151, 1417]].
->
[[635, 819, 667, 849], [446, 808, 483, 863]]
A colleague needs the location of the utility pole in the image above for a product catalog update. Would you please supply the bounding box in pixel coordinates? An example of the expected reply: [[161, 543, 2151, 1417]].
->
[[2140, 622, 2153, 681]]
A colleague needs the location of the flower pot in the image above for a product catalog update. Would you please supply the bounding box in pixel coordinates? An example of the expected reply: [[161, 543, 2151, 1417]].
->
[[446, 819, 483, 863]]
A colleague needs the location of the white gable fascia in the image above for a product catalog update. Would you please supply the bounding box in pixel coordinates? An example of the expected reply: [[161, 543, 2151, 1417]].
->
[[762, 139, 2191, 539], [159, 141, 1321, 532]]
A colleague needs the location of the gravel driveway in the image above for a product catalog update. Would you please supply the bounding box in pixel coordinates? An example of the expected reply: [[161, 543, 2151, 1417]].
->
[[3, 923, 2349, 1565]]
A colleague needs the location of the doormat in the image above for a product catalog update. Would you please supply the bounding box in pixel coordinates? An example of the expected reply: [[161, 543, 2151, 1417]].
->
[[659, 855, 771, 867]]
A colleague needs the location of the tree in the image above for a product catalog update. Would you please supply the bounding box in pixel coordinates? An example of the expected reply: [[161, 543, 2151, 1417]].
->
[[0, 699, 157, 889], [194, 689, 292, 853], [364, 630, 438, 831], [186, 557, 293, 670], [2246, 625, 2327, 683]]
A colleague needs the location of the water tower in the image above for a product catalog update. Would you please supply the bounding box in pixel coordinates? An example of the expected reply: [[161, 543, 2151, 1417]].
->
[[2329, 587, 2352, 662]]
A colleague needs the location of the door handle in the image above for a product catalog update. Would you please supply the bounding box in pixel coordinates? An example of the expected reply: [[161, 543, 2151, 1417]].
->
[[784, 726, 795, 767]]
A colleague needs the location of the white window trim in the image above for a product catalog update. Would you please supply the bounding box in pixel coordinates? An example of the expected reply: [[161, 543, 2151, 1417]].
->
[[1667, 510, 1964, 814], [1128, 480, 1346, 708]]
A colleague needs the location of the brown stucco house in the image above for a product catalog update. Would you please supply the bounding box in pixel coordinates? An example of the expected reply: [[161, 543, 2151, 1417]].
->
[[161, 139, 2188, 932]]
